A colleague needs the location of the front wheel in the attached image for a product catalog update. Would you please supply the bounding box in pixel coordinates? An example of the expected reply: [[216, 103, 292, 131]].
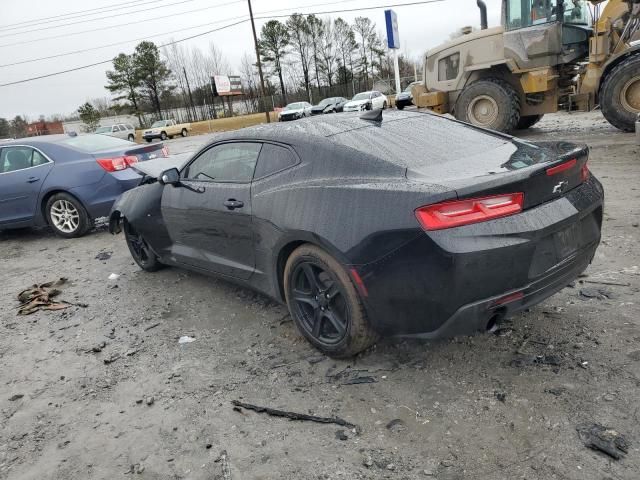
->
[[128, 134, 135, 142], [181, 128, 188, 137], [284, 245, 379, 358], [146, 138, 152, 143], [455, 78, 521, 133], [46, 193, 91, 238], [160, 131, 167, 141], [600, 55, 640, 132], [124, 221, 162, 272], [397, 104, 405, 110], [382, 101, 387, 110]]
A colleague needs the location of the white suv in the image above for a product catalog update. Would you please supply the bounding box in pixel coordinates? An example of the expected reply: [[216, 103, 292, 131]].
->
[[95, 124, 136, 142]]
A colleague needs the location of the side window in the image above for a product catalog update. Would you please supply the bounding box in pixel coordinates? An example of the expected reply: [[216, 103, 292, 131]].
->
[[32, 150, 49, 167], [184, 142, 262, 183], [118, 125, 127, 132], [506, 0, 557, 30], [254, 144, 298, 179], [112, 126, 119, 132], [126, 124, 135, 130], [0, 146, 38, 173], [438, 53, 460, 81]]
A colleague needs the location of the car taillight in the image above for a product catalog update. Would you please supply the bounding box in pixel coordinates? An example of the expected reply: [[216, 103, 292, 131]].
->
[[580, 162, 589, 182], [162, 146, 169, 157], [96, 155, 138, 172], [415, 193, 524, 231], [546, 158, 576, 176]]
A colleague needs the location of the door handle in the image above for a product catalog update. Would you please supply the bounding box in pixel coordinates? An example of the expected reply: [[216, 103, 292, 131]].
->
[[27, 176, 40, 183], [223, 199, 244, 210]]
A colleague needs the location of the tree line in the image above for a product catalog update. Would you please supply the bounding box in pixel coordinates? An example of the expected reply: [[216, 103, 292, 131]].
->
[[1, 12, 421, 136]]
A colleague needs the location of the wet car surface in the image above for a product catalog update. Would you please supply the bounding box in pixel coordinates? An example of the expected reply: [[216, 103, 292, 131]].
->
[[109, 110, 603, 357]]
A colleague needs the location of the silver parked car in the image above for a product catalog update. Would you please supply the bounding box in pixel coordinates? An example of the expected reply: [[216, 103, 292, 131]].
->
[[94, 124, 136, 142]]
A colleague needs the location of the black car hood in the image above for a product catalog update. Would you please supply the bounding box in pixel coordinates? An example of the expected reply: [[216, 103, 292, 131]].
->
[[130, 153, 191, 178]]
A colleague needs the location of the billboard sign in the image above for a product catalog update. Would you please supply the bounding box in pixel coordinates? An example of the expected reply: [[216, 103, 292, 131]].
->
[[212, 75, 243, 96], [385, 10, 400, 49]]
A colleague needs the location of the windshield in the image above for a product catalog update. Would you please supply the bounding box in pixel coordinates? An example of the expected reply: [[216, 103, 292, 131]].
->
[[318, 98, 333, 107], [284, 103, 306, 110], [352, 93, 370, 101], [151, 121, 166, 128], [507, 0, 590, 29], [94, 127, 111, 133], [59, 134, 132, 152]]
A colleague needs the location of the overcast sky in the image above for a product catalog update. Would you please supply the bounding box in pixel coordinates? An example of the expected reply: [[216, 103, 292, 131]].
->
[[0, 0, 502, 119]]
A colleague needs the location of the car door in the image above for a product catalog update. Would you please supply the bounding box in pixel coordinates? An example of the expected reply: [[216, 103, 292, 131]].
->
[[373, 92, 384, 109], [161, 141, 262, 279], [0, 146, 54, 225]]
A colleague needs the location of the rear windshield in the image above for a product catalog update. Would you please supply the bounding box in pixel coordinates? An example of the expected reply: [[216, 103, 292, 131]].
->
[[330, 113, 508, 170], [59, 134, 132, 152], [352, 93, 370, 100]]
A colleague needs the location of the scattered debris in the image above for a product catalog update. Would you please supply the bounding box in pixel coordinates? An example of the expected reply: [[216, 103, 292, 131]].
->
[[362, 455, 374, 468], [545, 387, 566, 396], [8, 394, 24, 401], [627, 350, 640, 361], [16, 278, 80, 315], [386, 419, 407, 433], [95, 251, 113, 261], [582, 279, 630, 287], [145, 396, 155, 406], [510, 354, 562, 367], [341, 376, 377, 385], [143, 322, 161, 332], [178, 336, 196, 344], [216, 450, 232, 480], [306, 355, 326, 365], [579, 287, 616, 300], [335, 429, 349, 441], [576, 423, 629, 459], [231, 400, 357, 429], [108, 273, 120, 281], [103, 354, 120, 365], [90, 342, 106, 353], [494, 392, 507, 403]]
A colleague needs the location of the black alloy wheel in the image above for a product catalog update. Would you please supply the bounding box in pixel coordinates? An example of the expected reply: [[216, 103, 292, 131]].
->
[[290, 262, 349, 345], [124, 221, 161, 272], [284, 244, 379, 357]]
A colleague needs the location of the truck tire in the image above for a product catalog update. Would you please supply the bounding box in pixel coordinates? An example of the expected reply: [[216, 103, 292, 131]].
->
[[517, 114, 543, 130], [181, 128, 188, 137], [160, 131, 167, 141], [600, 55, 640, 132], [455, 78, 521, 133]]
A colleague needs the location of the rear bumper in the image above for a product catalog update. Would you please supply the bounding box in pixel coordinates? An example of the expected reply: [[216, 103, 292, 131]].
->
[[143, 134, 162, 140], [355, 176, 604, 336], [71, 169, 142, 219]]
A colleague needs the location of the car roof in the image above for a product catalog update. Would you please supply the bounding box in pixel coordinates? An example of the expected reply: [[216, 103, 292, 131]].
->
[[2, 134, 72, 145]]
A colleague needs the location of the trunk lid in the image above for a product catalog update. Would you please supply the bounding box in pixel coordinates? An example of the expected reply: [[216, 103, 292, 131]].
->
[[91, 142, 166, 163], [407, 139, 589, 209]]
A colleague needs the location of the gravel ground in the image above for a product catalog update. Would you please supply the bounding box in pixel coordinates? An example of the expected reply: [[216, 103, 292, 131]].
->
[[1, 110, 639, 480]]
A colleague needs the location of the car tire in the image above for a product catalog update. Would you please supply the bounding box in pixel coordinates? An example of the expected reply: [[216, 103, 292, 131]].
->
[[146, 138, 153, 143], [124, 220, 162, 272], [600, 54, 640, 132], [128, 134, 135, 142], [382, 101, 388, 109], [516, 114, 544, 130], [284, 244, 379, 358], [181, 128, 188, 137], [397, 104, 405, 110], [160, 131, 167, 141], [45, 192, 92, 238], [455, 78, 521, 133]]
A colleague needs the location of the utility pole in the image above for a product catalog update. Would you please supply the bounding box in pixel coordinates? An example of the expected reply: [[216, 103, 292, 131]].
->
[[183, 67, 197, 122], [248, 0, 270, 123]]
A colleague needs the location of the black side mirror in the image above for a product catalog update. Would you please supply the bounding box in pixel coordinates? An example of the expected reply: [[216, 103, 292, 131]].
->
[[159, 168, 180, 186]]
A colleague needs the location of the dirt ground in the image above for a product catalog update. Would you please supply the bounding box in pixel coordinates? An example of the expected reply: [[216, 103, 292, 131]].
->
[[1, 110, 639, 480]]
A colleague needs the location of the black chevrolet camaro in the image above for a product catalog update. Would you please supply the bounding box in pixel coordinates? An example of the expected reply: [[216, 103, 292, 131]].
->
[[110, 110, 603, 357]]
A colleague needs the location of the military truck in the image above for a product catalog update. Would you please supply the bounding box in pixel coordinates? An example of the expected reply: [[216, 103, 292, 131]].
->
[[413, 0, 640, 132]]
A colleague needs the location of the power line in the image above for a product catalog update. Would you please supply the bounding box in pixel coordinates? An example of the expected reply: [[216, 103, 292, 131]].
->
[[0, 0, 360, 67], [0, 0, 201, 36], [0, 0, 444, 87], [0, 0, 149, 29], [0, 0, 244, 48]]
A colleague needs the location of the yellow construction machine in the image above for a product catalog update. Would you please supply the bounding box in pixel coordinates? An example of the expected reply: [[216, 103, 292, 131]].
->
[[413, 0, 640, 132]]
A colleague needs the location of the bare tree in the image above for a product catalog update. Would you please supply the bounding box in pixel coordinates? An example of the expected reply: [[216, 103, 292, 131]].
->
[[286, 14, 313, 102], [317, 18, 338, 90], [353, 17, 375, 88], [307, 15, 324, 92], [259, 20, 290, 105], [334, 18, 357, 90]]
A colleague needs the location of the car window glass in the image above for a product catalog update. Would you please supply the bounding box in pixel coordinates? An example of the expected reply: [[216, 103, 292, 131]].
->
[[112, 126, 118, 132], [438, 53, 460, 81], [0, 146, 34, 173], [32, 150, 49, 167], [254, 144, 297, 179], [118, 125, 127, 132], [126, 124, 135, 130], [185, 142, 262, 182]]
